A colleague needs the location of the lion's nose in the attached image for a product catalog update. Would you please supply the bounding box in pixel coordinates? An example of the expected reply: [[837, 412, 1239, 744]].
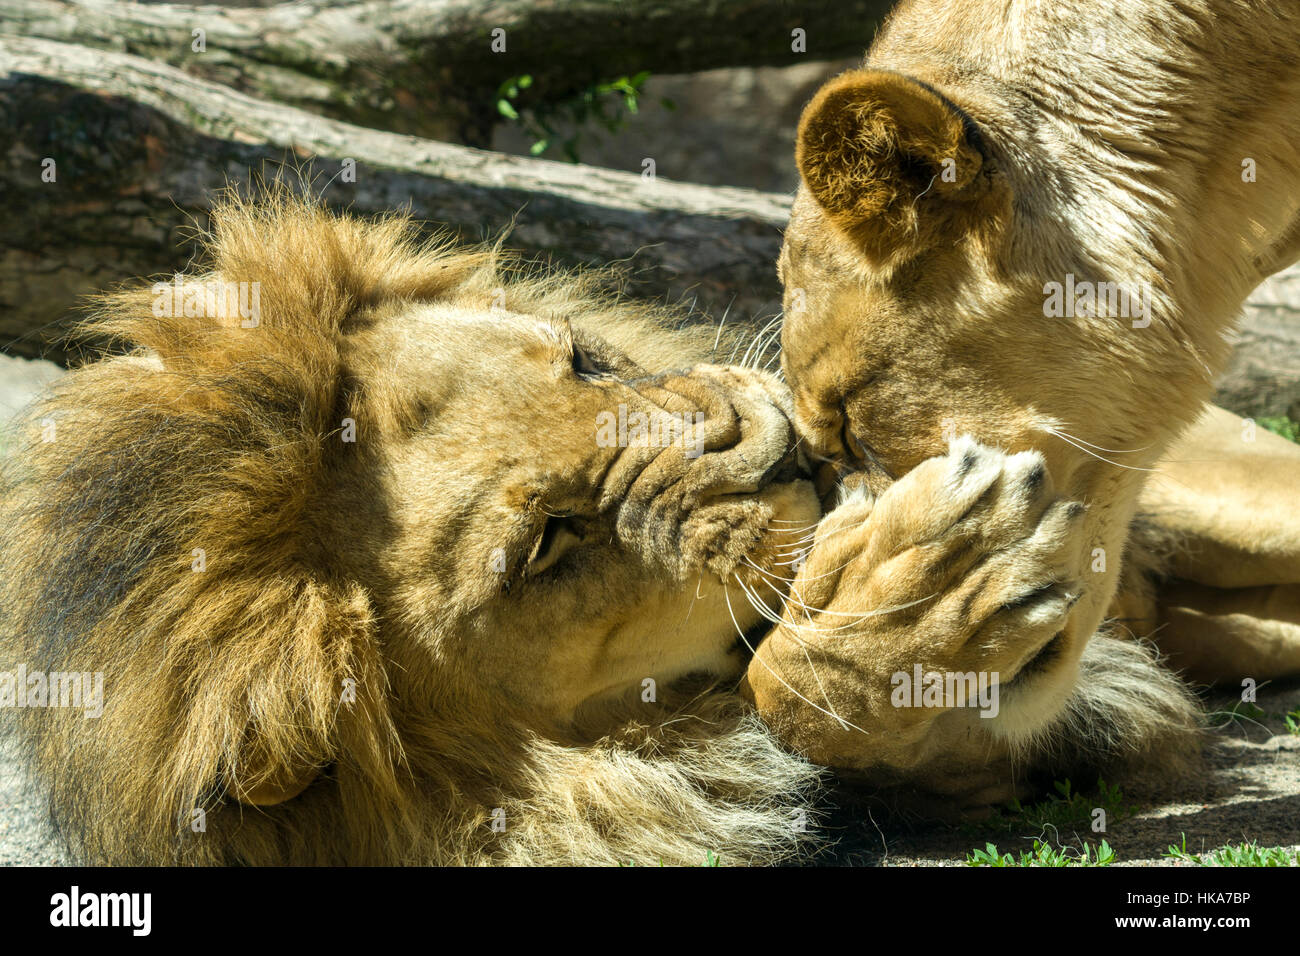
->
[[758, 440, 808, 488], [606, 364, 806, 577], [670, 365, 802, 502], [612, 364, 801, 501]]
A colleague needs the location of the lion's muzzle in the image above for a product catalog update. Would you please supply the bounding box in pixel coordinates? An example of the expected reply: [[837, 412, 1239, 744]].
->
[[598, 364, 810, 579]]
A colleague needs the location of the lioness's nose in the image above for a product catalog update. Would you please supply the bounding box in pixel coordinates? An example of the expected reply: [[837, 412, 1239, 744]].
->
[[790, 389, 843, 461]]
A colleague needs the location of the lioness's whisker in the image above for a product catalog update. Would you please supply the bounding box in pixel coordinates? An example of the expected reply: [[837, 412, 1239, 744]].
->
[[1041, 425, 1152, 454], [1043, 426, 1158, 472]]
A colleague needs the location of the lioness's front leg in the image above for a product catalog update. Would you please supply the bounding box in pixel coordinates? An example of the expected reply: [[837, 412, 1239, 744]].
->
[[743, 437, 1088, 799]]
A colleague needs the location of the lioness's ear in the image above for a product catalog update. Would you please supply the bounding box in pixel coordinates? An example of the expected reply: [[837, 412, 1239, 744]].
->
[[796, 69, 992, 260]]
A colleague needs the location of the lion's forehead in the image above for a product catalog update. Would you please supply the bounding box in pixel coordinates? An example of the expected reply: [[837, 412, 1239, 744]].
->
[[340, 303, 584, 428]]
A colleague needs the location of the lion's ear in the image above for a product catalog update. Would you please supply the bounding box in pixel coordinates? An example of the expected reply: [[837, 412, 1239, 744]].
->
[[796, 69, 992, 260], [211, 578, 397, 810], [227, 740, 321, 806]]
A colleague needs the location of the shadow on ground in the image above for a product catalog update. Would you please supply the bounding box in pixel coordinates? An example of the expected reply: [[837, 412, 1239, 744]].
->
[[816, 680, 1300, 866]]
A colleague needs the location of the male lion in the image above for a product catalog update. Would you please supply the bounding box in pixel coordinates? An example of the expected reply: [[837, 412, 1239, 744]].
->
[[0, 194, 1204, 863], [0, 193, 821, 865], [752, 0, 1300, 796]]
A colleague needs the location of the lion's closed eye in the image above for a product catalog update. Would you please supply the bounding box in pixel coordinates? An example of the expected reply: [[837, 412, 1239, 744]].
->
[[569, 331, 642, 381], [571, 342, 610, 379]]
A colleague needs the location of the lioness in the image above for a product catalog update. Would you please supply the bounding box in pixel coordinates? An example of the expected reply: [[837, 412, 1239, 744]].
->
[[756, 0, 1300, 792], [0, 195, 1203, 863]]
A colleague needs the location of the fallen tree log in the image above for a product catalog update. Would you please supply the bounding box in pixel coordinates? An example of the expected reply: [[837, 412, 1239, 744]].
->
[[0, 0, 890, 142], [1219, 271, 1300, 422], [0, 36, 790, 362]]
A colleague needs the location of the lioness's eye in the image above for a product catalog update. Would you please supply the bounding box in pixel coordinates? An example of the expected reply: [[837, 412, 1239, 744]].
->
[[841, 420, 895, 480]]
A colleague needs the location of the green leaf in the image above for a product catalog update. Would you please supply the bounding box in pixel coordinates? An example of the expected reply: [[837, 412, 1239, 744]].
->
[[1260, 415, 1300, 443]]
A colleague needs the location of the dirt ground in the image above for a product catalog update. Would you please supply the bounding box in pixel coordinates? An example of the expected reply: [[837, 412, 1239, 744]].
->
[[5, 680, 1295, 867], [817, 682, 1300, 866]]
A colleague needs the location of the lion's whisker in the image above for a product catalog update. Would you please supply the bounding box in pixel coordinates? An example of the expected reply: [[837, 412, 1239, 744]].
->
[[724, 579, 868, 736], [740, 314, 783, 368], [752, 321, 783, 370], [710, 298, 735, 361], [740, 576, 848, 727], [736, 562, 839, 637], [741, 557, 935, 624], [733, 575, 790, 631]]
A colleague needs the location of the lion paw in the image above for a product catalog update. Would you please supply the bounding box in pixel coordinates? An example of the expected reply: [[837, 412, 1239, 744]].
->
[[747, 437, 1088, 769]]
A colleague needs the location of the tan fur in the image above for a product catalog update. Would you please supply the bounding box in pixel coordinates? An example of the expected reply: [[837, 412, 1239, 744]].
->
[[1119, 406, 1300, 684], [0, 183, 1284, 859], [0, 192, 837, 865], [742, 438, 1202, 809], [762, 0, 1300, 799]]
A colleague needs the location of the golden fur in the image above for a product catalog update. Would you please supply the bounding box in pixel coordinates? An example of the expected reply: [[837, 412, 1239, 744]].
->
[[755, 0, 1300, 801], [0, 193, 835, 865], [741, 436, 1204, 808]]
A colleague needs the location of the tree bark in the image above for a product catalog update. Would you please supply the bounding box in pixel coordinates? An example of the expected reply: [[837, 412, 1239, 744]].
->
[[0, 36, 790, 362], [1217, 271, 1300, 422], [0, 0, 890, 143]]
